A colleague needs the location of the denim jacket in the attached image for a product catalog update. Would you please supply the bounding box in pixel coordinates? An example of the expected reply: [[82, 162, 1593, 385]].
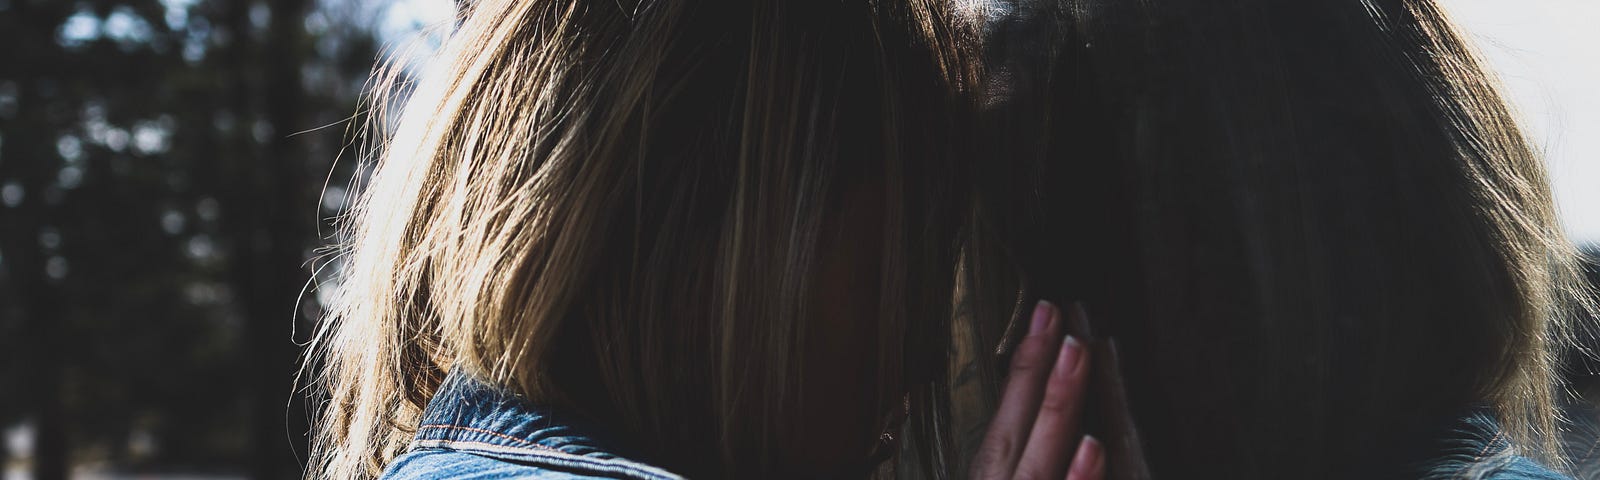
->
[[383, 370, 1569, 479], [379, 370, 684, 480], [1416, 411, 1569, 480]]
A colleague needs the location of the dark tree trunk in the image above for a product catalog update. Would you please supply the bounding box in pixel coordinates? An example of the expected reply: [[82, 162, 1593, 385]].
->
[[1, 68, 71, 480], [0, 3, 75, 478], [239, 0, 315, 478]]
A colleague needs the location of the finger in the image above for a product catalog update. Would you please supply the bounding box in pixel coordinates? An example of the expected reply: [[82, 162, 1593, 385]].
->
[[972, 300, 1062, 479], [1094, 339, 1152, 480], [1063, 302, 1093, 340], [1064, 435, 1106, 480], [1012, 333, 1089, 479]]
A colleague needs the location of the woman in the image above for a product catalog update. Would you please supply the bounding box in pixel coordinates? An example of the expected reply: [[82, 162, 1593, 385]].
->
[[305, 0, 1111, 478], [970, 0, 1596, 478]]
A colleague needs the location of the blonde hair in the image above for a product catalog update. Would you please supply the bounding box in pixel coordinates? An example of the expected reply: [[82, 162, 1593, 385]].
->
[[306, 0, 981, 478]]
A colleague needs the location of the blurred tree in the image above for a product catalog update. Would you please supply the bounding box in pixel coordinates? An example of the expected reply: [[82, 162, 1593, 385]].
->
[[0, 0, 386, 478]]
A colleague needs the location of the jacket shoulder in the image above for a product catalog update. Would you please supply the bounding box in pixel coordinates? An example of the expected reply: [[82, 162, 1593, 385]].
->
[[382, 448, 637, 480], [1483, 456, 1570, 480]]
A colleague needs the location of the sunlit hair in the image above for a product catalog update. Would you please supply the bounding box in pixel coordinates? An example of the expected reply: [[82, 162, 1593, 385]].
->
[[305, 0, 980, 478], [969, 0, 1596, 477]]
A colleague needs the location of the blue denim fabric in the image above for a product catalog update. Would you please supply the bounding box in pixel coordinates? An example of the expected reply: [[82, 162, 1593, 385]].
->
[[381, 370, 1568, 479], [379, 370, 684, 480], [1418, 411, 1569, 480]]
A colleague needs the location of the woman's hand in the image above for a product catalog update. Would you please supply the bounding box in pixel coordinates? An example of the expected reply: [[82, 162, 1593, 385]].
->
[[970, 301, 1109, 480]]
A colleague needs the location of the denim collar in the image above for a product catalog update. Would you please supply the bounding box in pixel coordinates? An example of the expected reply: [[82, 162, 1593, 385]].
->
[[410, 369, 683, 480], [1415, 409, 1568, 480]]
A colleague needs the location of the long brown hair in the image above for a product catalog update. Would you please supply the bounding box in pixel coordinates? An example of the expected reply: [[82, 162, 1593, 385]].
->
[[970, 0, 1595, 477], [305, 0, 981, 478]]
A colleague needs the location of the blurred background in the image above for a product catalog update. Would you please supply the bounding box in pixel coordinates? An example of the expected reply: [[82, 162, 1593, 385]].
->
[[0, 0, 455, 478], [0, 0, 1593, 479]]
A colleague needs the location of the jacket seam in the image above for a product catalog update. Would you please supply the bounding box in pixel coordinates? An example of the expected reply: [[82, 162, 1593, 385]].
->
[[417, 424, 550, 450], [1472, 430, 1503, 463], [408, 439, 676, 479]]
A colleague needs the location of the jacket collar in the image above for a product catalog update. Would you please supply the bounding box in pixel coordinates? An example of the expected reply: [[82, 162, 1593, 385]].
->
[[411, 369, 682, 479]]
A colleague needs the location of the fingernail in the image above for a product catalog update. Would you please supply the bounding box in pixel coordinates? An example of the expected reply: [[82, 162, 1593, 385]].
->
[[1056, 335, 1083, 376], [1067, 301, 1093, 338], [1029, 300, 1056, 335], [1075, 435, 1105, 472]]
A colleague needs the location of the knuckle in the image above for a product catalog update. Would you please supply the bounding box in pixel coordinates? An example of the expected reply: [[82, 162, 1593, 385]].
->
[[1010, 357, 1046, 376], [1013, 468, 1048, 480], [1009, 338, 1050, 374], [979, 432, 1017, 460], [1040, 383, 1075, 413], [979, 433, 1017, 462]]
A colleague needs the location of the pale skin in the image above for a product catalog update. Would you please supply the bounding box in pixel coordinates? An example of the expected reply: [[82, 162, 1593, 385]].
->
[[971, 301, 1111, 480]]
